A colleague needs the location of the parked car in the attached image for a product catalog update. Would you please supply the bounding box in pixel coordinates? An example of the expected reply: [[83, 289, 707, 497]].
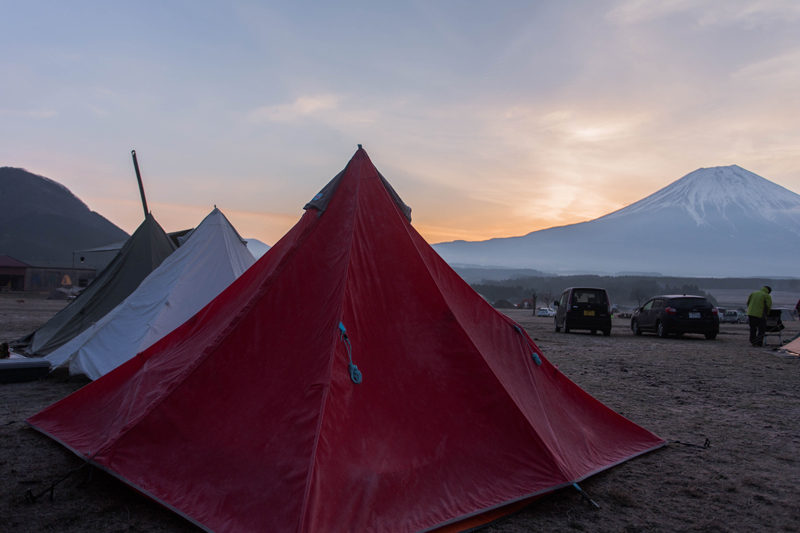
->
[[535, 307, 555, 317], [553, 287, 612, 336], [631, 295, 719, 339], [720, 309, 743, 324]]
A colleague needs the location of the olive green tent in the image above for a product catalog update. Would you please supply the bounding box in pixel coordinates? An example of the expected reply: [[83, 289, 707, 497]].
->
[[15, 214, 175, 355]]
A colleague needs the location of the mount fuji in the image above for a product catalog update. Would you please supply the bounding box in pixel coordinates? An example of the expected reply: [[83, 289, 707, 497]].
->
[[432, 165, 800, 278]]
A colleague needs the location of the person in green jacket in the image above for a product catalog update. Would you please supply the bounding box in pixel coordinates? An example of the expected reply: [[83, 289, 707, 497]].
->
[[746, 286, 772, 346]]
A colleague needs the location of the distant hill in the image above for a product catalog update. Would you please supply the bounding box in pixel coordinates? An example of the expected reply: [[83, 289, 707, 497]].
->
[[448, 266, 547, 284], [433, 165, 800, 278], [0, 167, 129, 267]]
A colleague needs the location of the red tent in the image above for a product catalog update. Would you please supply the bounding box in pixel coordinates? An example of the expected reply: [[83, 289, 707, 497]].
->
[[29, 147, 664, 532]]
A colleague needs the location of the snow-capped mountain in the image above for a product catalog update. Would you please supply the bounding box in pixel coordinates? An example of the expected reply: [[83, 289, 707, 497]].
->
[[432, 165, 800, 277]]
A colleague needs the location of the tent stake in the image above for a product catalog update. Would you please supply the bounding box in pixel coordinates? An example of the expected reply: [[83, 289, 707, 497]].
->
[[572, 482, 600, 509]]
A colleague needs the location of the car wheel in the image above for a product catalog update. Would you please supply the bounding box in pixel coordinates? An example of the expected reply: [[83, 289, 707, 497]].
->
[[603, 329, 611, 337], [564, 320, 570, 334], [705, 332, 717, 340], [591, 329, 597, 335], [656, 321, 667, 338], [632, 319, 642, 336]]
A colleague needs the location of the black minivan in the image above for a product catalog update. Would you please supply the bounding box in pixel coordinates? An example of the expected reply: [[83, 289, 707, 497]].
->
[[554, 287, 612, 336]]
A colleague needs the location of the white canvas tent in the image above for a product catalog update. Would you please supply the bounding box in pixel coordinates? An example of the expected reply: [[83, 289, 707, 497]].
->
[[245, 238, 270, 259], [46, 208, 255, 379]]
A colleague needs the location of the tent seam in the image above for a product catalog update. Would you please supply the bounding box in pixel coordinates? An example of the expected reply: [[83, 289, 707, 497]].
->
[[366, 166, 575, 498], [296, 162, 361, 533]]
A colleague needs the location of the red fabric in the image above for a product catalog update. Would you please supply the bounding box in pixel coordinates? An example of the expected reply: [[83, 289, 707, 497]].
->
[[29, 148, 664, 532]]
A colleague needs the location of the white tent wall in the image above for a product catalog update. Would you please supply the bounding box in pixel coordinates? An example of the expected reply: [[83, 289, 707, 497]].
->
[[46, 208, 256, 379]]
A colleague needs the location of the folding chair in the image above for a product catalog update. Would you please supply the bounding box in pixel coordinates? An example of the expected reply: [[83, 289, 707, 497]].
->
[[763, 309, 784, 346]]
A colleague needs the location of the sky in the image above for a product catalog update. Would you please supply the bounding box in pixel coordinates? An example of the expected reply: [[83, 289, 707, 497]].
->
[[2, 0, 799, 245]]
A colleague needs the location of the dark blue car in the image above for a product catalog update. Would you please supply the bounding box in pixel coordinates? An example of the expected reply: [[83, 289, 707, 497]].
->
[[631, 295, 719, 339]]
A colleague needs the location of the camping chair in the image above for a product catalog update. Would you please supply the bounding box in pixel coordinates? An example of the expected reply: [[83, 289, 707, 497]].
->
[[763, 309, 784, 346]]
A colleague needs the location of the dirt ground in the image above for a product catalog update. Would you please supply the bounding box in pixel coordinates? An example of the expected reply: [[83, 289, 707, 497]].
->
[[1, 294, 798, 532]]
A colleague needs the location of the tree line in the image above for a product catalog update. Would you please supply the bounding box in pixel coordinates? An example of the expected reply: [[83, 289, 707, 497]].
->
[[470, 275, 800, 309]]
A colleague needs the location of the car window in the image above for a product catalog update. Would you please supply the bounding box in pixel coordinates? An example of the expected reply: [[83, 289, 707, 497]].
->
[[560, 292, 569, 307], [652, 298, 665, 309], [670, 297, 711, 310], [642, 300, 654, 311], [572, 289, 606, 304]]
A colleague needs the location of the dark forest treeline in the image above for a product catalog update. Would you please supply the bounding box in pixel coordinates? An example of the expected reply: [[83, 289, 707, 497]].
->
[[471, 275, 800, 308]]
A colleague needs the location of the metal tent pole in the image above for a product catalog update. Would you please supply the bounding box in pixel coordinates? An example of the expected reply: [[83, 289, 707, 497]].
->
[[131, 149, 149, 217]]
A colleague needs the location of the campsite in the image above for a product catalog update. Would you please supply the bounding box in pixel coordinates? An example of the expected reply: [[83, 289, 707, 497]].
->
[[2, 294, 798, 532], [4, 2, 800, 530]]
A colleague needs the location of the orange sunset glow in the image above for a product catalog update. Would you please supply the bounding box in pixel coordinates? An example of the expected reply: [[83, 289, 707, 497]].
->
[[2, 2, 798, 245]]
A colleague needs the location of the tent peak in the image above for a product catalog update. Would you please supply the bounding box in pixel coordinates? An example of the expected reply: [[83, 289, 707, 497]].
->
[[352, 144, 369, 161], [303, 148, 412, 222]]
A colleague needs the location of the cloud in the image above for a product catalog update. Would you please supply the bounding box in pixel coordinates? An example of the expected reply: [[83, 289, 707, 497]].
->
[[0, 108, 58, 119], [607, 0, 697, 24], [246, 94, 340, 123], [607, 0, 800, 26], [732, 48, 800, 86], [372, 102, 659, 243], [695, 0, 800, 27], [243, 93, 382, 132]]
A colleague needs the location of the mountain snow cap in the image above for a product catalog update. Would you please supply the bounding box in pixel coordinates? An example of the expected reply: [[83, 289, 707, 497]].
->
[[603, 165, 800, 226]]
